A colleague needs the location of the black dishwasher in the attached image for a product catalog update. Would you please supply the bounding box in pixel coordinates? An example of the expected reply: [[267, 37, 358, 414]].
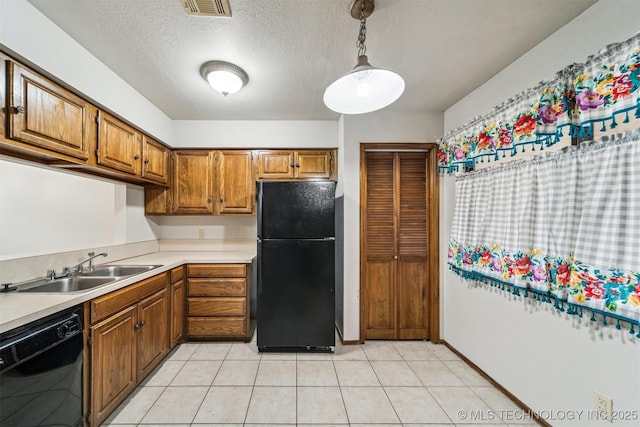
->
[[0, 305, 84, 427]]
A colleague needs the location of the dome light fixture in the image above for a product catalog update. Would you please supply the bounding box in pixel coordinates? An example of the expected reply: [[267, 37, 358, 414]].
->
[[200, 60, 249, 97], [323, 0, 404, 115]]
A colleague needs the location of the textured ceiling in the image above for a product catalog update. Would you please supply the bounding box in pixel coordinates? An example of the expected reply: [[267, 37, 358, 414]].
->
[[27, 0, 598, 120]]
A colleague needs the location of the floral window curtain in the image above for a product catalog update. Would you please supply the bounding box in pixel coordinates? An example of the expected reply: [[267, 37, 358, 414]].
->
[[448, 129, 640, 334], [438, 32, 640, 173]]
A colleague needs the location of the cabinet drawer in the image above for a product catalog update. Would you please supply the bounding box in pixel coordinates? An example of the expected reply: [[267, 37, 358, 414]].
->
[[170, 266, 184, 284], [91, 273, 168, 323], [187, 297, 246, 316], [187, 264, 246, 278], [187, 278, 246, 296], [187, 317, 246, 337]]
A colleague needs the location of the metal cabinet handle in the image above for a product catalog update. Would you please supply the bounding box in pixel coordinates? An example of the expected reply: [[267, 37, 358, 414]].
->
[[220, 197, 224, 204], [9, 106, 25, 114], [144, 159, 149, 164], [134, 154, 140, 160], [134, 320, 146, 330], [207, 197, 212, 204]]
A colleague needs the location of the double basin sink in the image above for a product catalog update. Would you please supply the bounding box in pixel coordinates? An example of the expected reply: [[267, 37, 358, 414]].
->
[[18, 265, 162, 293]]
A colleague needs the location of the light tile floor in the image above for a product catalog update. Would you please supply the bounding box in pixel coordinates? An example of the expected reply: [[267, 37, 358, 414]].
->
[[103, 334, 538, 426]]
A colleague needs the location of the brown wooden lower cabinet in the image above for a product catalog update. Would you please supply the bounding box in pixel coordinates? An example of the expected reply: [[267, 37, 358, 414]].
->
[[89, 305, 137, 426], [87, 263, 253, 425], [186, 263, 254, 341], [170, 266, 185, 347], [88, 273, 170, 427]]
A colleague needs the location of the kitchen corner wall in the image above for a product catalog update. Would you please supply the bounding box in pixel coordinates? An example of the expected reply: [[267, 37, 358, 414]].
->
[[340, 111, 444, 341], [441, 1, 640, 424], [0, 0, 172, 260]]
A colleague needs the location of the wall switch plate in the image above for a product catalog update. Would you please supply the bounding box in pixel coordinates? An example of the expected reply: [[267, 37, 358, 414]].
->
[[594, 390, 613, 422], [198, 229, 205, 239]]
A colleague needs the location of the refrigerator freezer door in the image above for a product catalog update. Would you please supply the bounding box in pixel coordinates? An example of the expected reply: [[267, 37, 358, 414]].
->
[[257, 238, 335, 350], [257, 181, 336, 239]]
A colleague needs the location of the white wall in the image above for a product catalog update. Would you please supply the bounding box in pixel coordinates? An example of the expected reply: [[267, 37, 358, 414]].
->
[[341, 110, 444, 340], [0, 0, 168, 261], [441, 1, 640, 424], [0, 157, 127, 260], [149, 216, 256, 240], [173, 120, 337, 148], [0, 0, 173, 144]]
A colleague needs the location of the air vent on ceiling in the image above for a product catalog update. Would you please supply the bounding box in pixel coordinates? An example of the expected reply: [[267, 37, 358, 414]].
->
[[181, 0, 231, 17]]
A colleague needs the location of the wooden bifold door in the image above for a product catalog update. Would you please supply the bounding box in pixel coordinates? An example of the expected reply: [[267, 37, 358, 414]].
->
[[360, 144, 439, 341]]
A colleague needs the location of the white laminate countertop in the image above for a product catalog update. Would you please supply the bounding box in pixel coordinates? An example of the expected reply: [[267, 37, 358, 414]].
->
[[0, 250, 256, 334]]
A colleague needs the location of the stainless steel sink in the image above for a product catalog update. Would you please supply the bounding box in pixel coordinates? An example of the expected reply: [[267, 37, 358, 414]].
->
[[17, 264, 162, 293], [19, 276, 116, 293], [79, 264, 162, 277]]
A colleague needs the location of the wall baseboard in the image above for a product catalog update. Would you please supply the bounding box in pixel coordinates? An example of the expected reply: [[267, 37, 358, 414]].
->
[[442, 340, 550, 427], [335, 324, 364, 345]]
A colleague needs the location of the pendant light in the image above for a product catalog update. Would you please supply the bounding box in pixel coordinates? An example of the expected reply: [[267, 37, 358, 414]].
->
[[323, 0, 404, 114], [200, 61, 249, 97]]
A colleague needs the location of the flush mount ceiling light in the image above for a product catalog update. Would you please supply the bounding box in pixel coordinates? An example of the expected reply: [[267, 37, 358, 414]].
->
[[323, 0, 405, 115], [200, 60, 249, 97]]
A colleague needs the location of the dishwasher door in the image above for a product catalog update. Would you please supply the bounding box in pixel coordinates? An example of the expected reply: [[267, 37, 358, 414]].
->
[[0, 305, 84, 427]]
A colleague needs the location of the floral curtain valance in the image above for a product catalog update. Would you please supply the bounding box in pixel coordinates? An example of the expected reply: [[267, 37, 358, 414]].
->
[[438, 32, 640, 173], [448, 129, 640, 333]]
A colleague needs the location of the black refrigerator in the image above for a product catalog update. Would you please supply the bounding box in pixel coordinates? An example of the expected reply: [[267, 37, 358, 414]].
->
[[257, 181, 336, 352]]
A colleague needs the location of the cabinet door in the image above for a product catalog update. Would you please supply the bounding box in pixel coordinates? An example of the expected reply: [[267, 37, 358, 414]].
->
[[256, 150, 294, 179], [295, 150, 332, 179], [362, 151, 429, 340], [90, 305, 137, 427], [142, 136, 169, 185], [137, 288, 169, 380], [1, 56, 7, 139], [8, 62, 91, 160], [218, 150, 254, 214], [97, 111, 142, 175], [173, 150, 214, 214], [171, 280, 185, 347]]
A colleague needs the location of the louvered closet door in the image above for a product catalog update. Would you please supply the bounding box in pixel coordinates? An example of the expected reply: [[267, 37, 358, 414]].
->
[[396, 153, 428, 339], [363, 151, 428, 340], [364, 152, 397, 339]]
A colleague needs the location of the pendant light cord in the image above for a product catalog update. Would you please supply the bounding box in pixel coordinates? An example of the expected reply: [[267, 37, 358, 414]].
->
[[356, 2, 367, 57]]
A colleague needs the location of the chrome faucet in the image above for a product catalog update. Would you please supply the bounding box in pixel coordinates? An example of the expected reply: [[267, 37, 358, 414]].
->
[[72, 252, 108, 273], [45, 252, 108, 280]]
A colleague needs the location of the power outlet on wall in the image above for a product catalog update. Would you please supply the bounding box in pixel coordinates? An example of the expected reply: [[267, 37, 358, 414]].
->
[[594, 390, 613, 422], [198, 229, 205, 239]]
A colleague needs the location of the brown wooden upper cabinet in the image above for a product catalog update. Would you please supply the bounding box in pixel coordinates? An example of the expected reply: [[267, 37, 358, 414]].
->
[[141, 135, 170, 185], [257, 150, 334, 180], [218, 150, 255, 215], [172, 150, 215, 214], [6, 61, 93, 161], [96, 111, 142, 175]]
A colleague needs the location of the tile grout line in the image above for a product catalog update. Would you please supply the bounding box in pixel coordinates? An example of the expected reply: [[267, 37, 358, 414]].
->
[[332, 352, 351, 425], [399, 343, 457, 425], [366, 349, 403, 425], [242, 344, 261, 425], [187, 353, 225, 425]]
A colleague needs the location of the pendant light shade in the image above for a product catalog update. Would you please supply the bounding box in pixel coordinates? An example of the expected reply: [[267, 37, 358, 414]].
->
[[200, 61, 249, 97], [323, 55, 405, 114], [323, 0, 404, 114]]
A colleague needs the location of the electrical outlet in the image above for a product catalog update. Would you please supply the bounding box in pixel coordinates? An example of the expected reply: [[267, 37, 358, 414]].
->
[[594, 390, 613, 422], [198, 229, 205, 239]]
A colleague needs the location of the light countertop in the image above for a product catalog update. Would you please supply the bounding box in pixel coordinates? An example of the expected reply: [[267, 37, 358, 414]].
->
[[0, 250, 256, 334]]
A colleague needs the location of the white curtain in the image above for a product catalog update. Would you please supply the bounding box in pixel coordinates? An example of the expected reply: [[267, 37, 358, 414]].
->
[[449, 129, 640, 332]]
